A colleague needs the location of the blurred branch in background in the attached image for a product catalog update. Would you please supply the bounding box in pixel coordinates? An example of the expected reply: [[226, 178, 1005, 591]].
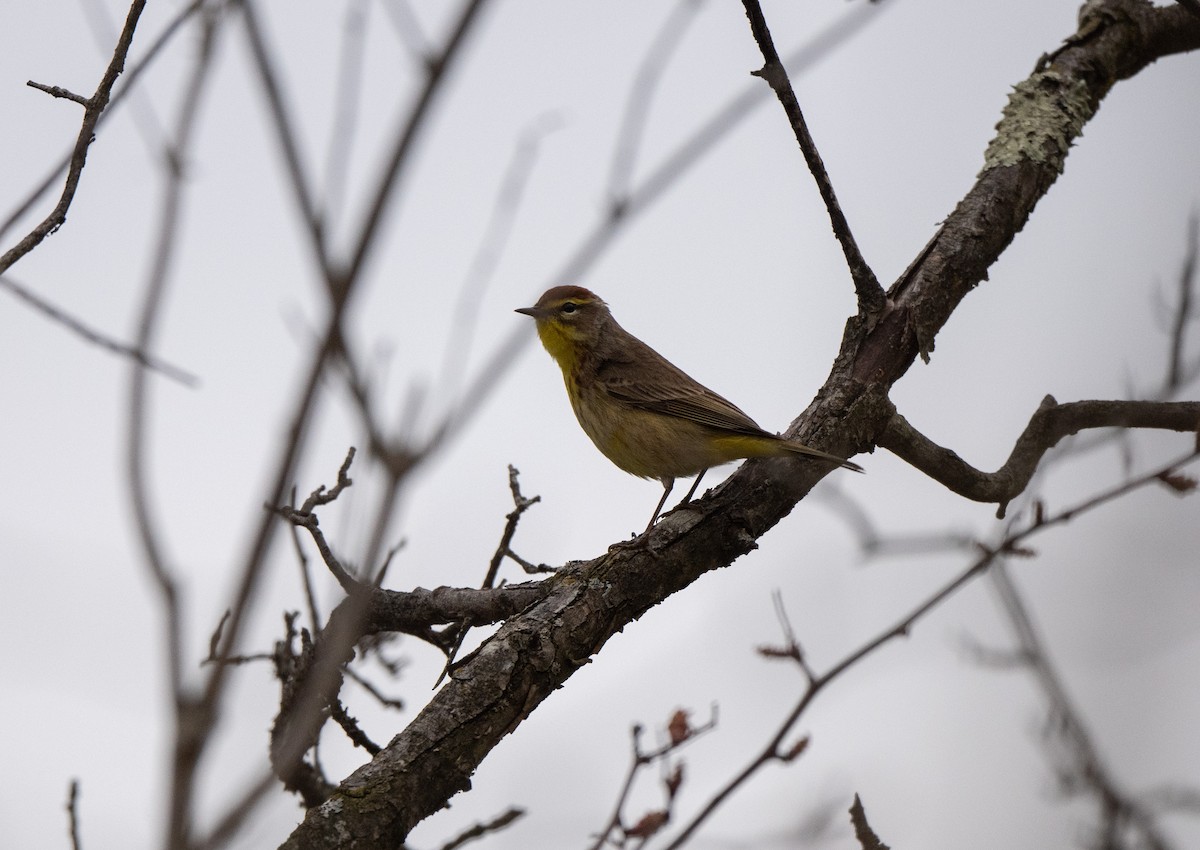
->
[[0, 273, 197, 384], [122, 5, 226, 848], [662, 448, 1198, 849], [820, 219, 1200, 850]]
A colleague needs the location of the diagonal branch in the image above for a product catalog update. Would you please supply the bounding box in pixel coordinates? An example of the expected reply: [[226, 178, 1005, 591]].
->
[[0, 274, 197, 385], [0, 0, 147, 277], [741, 0, 886, 315]]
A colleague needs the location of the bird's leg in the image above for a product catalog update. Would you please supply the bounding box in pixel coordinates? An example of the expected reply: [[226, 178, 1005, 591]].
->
[[680, 469, 708, 506], [644, 478, 675, 534]]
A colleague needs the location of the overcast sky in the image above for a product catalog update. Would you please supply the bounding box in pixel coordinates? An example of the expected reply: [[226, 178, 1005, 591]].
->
[[2, 2, 1199, 849]]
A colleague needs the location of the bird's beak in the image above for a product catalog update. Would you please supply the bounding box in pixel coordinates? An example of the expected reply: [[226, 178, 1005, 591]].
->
[[515, 306, 543, 319]]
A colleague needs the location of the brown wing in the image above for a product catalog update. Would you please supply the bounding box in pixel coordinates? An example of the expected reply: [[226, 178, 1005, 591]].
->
[[594, 334, 771, 437]]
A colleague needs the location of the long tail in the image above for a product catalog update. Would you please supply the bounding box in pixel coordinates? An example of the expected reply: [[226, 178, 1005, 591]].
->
[[780, 439, 863, 473]]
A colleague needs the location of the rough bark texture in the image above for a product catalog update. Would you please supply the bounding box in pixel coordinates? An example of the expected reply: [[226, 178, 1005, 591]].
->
[[280, 3, 1200, 847]]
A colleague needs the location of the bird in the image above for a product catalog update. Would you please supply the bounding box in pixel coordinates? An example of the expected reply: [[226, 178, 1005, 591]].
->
[[516, 285, 862, 533]]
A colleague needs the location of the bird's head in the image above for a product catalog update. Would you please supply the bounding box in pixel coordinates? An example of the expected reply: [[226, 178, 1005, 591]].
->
[[516, 285, 611, 368]]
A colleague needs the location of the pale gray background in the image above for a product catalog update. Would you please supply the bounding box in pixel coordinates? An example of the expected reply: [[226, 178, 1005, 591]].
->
[[2, 2, 1198, 849]]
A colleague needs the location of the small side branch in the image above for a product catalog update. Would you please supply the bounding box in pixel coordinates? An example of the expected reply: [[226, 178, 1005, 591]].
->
[[741, 0, 885, 315], [435, 466, 548, 684], [272, 448, 359, 593], [0, 0, 148, 276], [880, 397, 1200, 516], [437, 807, 525, 850], [27, 81, 89, 106]]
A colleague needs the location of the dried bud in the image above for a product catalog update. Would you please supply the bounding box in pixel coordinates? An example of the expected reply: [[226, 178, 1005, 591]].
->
[[667, 709, 691, 745], [625, 810, 669, 839], [780, 735, 810, 762], [665, 763, 685, 799], [1158, 472, 1197, 493]]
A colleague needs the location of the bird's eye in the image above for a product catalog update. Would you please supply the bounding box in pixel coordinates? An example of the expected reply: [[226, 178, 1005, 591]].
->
[[561, 302, 578, 315]]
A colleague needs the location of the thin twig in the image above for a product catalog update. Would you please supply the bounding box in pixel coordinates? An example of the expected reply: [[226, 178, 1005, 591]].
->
[[1167, 210, 1198, 391], [434, 807, 525, 850], [0, 1, 204, 242], [237, 0, 329, 270], [435, 466, 543, 686], [0, 0, 148, 276], [988, 564, 1172, 850], [0, 275, 198, 385], [437, 112, 564, 408], [378, 0, 432, 64], [76, 0, 168, 157], [345, 665, 405, 710], [274, 449, 360, 593], [319, 0, 370, 233], [342, 0, 491, 285], [26, 82, 88, 105], [66, 779, 82, 850], [589, 708, 718, 850], [607, 0, 704, 206], [848, 794, 892, 850], [740, 0, 885, 314]]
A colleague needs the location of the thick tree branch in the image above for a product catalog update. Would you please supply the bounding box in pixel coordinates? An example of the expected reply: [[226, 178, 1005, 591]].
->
[[281, 4, 1200, 847], [880, 397, 1200, 515]]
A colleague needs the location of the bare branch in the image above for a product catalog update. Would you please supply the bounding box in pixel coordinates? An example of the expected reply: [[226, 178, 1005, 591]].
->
[[988, 565, 1173, 850], [662, 448, 1199, 849], [329, 698, 381, 756], [1167, 210, 1199, 390], [237, 0, 329, 269], [0, 275, 198, 385], [434, 807, 525, 850], [0, 1, 204, 243], [880, 397, 1200, 515], [319, 0, 370, 232], [435, 465, 544, 685], [607, 0, 704, 207], [741, 0, 886, 315], [66, 779, 82, 850], [0, 0, 147, 276], [588, 708, 717, 850], [342, 0, 491, 285], [437, 113, 564, 407], [26, 81, 88, 105]]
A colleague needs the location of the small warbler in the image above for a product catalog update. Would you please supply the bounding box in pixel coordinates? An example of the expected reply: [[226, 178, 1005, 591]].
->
[[517, 285, 862, 532]]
